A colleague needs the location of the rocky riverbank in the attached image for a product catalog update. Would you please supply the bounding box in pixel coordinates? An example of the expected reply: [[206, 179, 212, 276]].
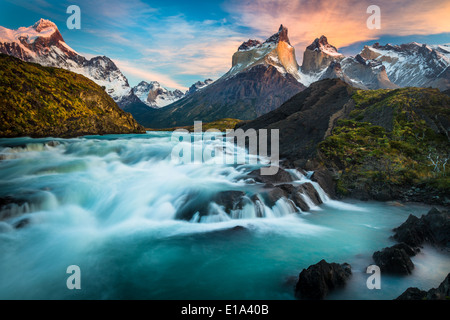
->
[[294, 206, 450, 300]]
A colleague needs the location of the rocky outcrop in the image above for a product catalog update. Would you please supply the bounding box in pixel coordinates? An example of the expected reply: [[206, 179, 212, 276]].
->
[[249, 167, 294, 185], [396, 273, 450, 300], [393, 207, 450, 248], [372, 244, 415, 275], [295, 260, 352, 300], [371, 207, 449, 276], [175, 166, 326, 221]]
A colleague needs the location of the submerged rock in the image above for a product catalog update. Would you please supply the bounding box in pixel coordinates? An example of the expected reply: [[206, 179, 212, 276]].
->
[[0, 196, 29, 221], [295, 260, 352, 300], [212, 191, 247, 212]]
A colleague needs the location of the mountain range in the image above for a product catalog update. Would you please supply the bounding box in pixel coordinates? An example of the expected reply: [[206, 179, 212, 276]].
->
[[136, 26, 450, 128], [1, 19, 449, 128], [0, 19, 211, 110]]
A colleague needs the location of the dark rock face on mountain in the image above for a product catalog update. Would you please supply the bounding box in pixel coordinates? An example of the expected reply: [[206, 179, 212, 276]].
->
[[264, 24, 291, 45], [295, 260, 352, 300], [393, 207, 450, 248], [238, 40, 262, 51], [396, 273, 450, 300], [0, 54, 145, 138], [238, 78, 355, 167]]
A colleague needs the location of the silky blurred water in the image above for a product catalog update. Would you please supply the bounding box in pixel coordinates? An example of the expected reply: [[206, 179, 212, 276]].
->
[[0, 133, 448, 300]]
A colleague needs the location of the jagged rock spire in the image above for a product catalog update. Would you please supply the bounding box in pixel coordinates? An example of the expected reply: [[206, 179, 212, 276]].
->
[[264, 24, 291, 45]]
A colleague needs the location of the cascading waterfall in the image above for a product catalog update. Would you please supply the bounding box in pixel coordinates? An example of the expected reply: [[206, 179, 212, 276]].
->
[[0, 133, 329, 227]]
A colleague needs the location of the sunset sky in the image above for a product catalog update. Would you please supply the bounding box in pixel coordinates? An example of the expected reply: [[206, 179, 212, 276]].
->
[[1, 0, 449, 90]]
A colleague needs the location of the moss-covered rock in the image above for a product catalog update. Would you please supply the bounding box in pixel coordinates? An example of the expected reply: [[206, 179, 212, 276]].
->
[[317, 87, 450, 202]]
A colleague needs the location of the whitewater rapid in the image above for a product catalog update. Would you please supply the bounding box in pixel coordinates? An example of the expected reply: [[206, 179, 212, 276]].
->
[[0, 132, 448, 299]]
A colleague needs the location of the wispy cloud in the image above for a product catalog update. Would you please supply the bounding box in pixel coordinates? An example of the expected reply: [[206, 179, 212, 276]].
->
[[140, 15, 243, 77], [113, 59, 188, 91], [93, 14, 244, 85]]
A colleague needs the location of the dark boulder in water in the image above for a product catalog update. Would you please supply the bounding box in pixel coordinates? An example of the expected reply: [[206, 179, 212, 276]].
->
[[295, 259, 352, 300], [249, 167, 294, 185], [393, 207, 450, 248], [0, 196, 29, 221], [396, 273, 450, 300], [174, 190, 250, 221], [372, 245, 415, 275]]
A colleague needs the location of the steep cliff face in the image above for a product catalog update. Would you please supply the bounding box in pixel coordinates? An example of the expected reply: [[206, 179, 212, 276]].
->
[[301, 36, 344, 75], [0, 54, 145, 138], [228, 25, 301, 81]]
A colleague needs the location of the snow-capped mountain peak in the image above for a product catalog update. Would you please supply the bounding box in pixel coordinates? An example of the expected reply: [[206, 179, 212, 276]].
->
[[0, 19, 131, 103], [33, 18, 58, 33], [359, 42, 450, 90], [264, 24, 291, 45], [186, 79, 214, 95], [225, 24, 300, 81], [131, 81, 185, 108], [306, 35, 343, 57]]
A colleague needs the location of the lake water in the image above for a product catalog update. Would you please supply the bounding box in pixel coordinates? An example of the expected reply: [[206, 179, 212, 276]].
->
[[0, 132, 448, 299]]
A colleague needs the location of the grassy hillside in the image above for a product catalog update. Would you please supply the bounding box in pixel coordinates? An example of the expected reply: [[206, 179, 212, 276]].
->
[[0, 54, 145, 137], [317, 87, 449, 201], [147, 118, 243, 132]]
